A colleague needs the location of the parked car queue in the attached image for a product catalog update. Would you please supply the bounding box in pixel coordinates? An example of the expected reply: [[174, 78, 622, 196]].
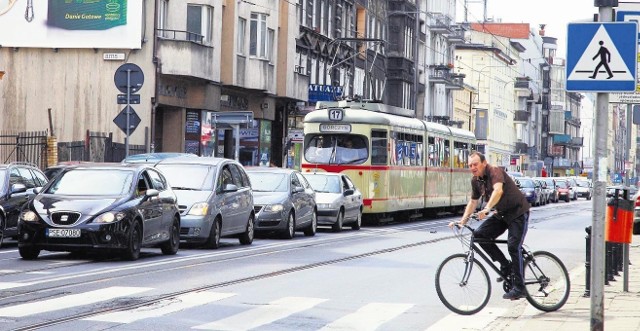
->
[[4, 156, 364, 261]]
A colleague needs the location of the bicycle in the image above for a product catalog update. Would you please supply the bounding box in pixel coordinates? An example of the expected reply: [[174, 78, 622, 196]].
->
[[435, 214, 570, 315]]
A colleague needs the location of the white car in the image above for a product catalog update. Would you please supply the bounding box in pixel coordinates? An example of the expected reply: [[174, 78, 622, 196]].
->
[[302, 172, 363, 232]]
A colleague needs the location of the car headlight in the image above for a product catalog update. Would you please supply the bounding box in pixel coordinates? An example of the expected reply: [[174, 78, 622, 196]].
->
[[94, 212, 126, 223], [525, 191, 532, 196], [21, 211, 38, 222], [188, 202, 209, 216], [264, 204, 284, 213]]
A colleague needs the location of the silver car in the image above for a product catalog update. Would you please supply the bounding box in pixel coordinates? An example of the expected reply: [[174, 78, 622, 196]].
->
[[155, 157, 255, 249], [247, 168, 317, 239], [302, 172, 363, 232]]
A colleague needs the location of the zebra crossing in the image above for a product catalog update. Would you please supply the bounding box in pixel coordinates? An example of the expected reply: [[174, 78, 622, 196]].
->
[[0, 285, 453, 330]]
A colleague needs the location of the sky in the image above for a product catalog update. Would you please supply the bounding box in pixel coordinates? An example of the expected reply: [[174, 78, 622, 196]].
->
[[459, 0, 600, 58]]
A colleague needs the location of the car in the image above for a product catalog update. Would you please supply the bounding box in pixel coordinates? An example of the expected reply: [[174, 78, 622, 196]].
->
[[633, 190, 640, 235], [17, 163, 180, 260], [246, 168, 317, 238], [0, 162, 49, 247], [155, 157, 255, 248], [302, 172, 363, 232], [121, 152, 198, 164], [533, 179, 550, 205], [516, 178, 541, 206], [536, 177, 559, 203], [564, 177, 579, 200], [555, 179, 572, 202], [574, 179, 593, 200]]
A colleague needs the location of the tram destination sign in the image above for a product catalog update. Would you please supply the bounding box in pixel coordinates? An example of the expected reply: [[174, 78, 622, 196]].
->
[[319, 124, 351, 133]]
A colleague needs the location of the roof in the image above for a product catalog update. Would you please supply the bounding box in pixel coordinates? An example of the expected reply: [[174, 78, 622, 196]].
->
[[469, 23, 530, 39], [245, 167, 297, 174], [157, 156, 231, 166]]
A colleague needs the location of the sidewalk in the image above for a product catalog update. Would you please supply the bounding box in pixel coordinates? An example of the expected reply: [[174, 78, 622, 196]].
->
[[494, 243, 640, 330]]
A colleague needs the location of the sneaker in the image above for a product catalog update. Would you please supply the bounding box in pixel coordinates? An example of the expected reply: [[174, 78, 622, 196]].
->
[[497, 263, 510, 282], [503, 288, 526, 300]]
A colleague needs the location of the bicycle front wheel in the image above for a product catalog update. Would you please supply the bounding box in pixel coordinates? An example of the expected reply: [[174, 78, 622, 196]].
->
[[523, 250, 570, 312], [435, 253, 491, 315]]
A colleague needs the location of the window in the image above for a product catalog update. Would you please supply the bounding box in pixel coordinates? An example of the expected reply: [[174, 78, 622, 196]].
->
[[267, 28, 275, 62], [237, 18, 246, 54], [371, 130, 388, 165], [250, 12, 268, 58], [146, 169, 167, 191], [16, 167, 36, 188], [228, 165, 244, 187], [187, 4, 213, 44], [30, 169, 48, 187], [158, 0, 169, 38]]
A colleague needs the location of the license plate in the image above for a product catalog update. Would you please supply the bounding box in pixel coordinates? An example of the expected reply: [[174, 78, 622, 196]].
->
[[46, 228, 81, 238]]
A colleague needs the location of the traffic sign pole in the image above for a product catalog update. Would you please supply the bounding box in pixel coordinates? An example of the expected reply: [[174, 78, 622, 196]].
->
[[126, 69, 131, 158], [592, 5, 612, 331]]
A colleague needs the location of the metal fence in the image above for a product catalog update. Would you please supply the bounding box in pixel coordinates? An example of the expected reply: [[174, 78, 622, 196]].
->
[[0, 130, 48, 169], [57, 130, 147, 163]]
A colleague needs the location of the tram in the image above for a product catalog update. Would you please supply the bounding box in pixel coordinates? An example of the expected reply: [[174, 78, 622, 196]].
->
[[301, 101, 476, 223]]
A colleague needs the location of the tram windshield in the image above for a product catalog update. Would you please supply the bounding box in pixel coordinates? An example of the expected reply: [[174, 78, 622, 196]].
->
[[304, 134, 368, 165]]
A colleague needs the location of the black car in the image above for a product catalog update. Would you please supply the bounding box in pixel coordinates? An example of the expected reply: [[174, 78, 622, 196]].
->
[[0, 162, 48, 247], [18, 163, 180, 260]]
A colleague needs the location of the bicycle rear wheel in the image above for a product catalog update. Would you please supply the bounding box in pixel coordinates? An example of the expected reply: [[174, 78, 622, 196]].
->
[[435, 253, 491, 315], [523, 250, 570, 312]]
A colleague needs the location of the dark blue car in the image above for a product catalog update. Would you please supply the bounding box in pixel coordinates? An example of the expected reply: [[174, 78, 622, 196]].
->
[[517, 178, 540, 206]]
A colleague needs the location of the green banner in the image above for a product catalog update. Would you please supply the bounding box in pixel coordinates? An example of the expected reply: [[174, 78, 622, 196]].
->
[[47, 0, 127, 30]]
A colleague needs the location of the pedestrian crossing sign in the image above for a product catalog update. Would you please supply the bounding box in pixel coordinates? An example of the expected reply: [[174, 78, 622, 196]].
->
[[566, 22, 637, 92]]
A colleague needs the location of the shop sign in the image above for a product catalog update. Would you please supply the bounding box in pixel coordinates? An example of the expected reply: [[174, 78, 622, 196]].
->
[[308, 84, 343, 103]]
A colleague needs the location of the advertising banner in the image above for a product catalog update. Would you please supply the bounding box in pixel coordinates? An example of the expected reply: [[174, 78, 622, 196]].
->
[[0, 0, 142, 49]]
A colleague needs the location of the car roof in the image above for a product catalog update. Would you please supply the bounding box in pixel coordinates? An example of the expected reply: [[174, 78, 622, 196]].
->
[[122, 152, 197, 163], [156, 156, 232, 166], [245, 167, 297, 174], [68, 163, 152, 172]]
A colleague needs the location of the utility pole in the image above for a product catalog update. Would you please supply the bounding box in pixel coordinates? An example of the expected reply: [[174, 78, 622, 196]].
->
[[592, 2, 616, 330]]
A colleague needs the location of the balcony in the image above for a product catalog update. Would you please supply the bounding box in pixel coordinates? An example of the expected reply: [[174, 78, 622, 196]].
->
[[514, 77, 530, 89], [514, 142, 528, 154], [445, 25, 466, 44], [552, 134, 571, 145], [157, 29, 215, 81], [428, 13, 452, 34], [564, 111, 581, 126], [514, 110, 530, 123], [429, 65, 464, 89]]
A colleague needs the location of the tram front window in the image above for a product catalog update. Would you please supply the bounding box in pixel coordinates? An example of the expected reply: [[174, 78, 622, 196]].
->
[[304, 135, 368, 165]]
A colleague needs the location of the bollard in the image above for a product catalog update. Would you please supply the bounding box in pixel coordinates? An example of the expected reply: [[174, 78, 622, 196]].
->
[[584, 226, 591, 297], [615, 243, 623, 274], [606, 241, 614, 284]]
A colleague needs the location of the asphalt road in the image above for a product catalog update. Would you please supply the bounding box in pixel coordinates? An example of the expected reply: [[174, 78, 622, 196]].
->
[[0, 199, 593, 331]]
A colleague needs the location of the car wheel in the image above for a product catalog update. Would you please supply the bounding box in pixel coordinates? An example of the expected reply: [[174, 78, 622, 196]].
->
[[565, 196, 570, 202], [351, 209, 362, 230], [304, 210, 317, 236], [282, 211, 295, 239], [161, 216, 180, 255], [122, 221, 142, 261], [0, 214, 5, 248], [205, 217, 222, 249], [239, 214, 255, 245], [587, 194, 592, 201], [19, 246, 40, 260], [332, 210, 344, 232]]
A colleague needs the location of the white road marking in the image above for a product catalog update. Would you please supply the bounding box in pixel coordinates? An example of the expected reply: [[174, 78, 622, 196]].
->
[[85, 291, 236, 323], [319, 302, 413, 331], [425, 308, 507, 331], [192, 296, 327, 330], [0, 286, 152, 317]]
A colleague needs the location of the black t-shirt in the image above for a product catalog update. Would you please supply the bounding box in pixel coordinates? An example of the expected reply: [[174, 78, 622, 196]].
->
[[471, 164, 530, 222]]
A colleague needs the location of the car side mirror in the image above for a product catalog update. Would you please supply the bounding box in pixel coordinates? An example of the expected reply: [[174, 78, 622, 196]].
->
[[10, 183, 27, 195], [145, 189, 159, 197], [223, 184, 238, 192], [344, 189, 354, 196]]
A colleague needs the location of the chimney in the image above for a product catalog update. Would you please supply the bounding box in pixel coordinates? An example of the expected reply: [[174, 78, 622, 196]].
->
[[539, 24, 546, 36]]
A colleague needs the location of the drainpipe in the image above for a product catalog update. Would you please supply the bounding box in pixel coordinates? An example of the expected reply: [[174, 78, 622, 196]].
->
[[151, 0, 160, 152]]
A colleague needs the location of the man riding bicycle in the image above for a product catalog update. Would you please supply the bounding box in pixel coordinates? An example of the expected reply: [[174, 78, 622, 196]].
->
[[449, 151, 530, 300]]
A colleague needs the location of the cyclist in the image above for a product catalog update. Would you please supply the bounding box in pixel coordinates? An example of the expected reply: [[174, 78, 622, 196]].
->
[[449, 151, 530, 300]]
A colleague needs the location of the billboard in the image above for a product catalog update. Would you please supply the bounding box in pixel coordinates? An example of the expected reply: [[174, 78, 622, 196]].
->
[[0, 0, 142, 49]]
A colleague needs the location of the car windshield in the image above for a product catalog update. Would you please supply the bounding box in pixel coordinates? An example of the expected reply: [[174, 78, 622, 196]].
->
[[305, 175, 341, 193], [518, 179, 534, 188], [544, 179, 554, 186], [45, 169, 134, 196], [247, 172, 288, 192], [576, 181, 590, 187], [0, 169, 5, 190], [156, 164, 215, 190], [556, 181, 568, 188]]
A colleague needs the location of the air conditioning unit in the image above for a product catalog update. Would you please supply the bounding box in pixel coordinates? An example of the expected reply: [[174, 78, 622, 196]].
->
[[294, 65, 306, 74]]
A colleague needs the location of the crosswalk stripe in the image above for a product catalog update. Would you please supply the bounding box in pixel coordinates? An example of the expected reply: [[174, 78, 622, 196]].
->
[[0, 286, 152, 318], [192, 296, 327, 330], [319, 302, 413, 331], [425, 307, 506, 331], [84, 291, 236, 323]]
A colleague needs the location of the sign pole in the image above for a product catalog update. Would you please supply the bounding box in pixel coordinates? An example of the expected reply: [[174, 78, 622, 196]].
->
[[126, 69, 131, 158], [591, 5, 612, 331]]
